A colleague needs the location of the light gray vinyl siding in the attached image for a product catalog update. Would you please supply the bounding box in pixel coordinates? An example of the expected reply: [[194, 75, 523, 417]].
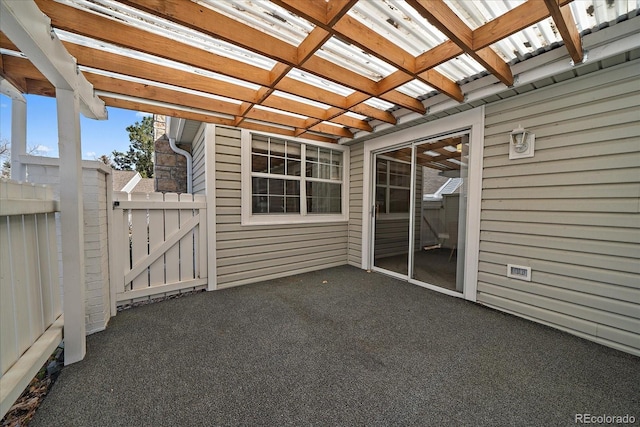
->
[[191, 124, 206, 195], [214, 127, 348, 288], [479, 60, 640, 355], [348, 142, 364, 267]]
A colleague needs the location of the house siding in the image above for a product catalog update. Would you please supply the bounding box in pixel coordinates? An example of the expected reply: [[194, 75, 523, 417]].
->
[[348, 142, 364, 267], [191, 124, 206, 195], [479, 60, 640, 354], [214, 126, 348, 288]]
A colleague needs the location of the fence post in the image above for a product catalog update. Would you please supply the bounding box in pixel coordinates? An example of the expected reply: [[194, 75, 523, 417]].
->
[[110, 192, 126, 316], [56, 88, 85, 365]]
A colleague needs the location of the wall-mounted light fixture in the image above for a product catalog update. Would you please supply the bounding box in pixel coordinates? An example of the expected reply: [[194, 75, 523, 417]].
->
[[509, 125, 535, 159]]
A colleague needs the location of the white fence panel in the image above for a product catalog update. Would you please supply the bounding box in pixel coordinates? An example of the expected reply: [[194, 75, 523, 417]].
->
[[112, 192, 208, 304], [0, 180, 63, 418]]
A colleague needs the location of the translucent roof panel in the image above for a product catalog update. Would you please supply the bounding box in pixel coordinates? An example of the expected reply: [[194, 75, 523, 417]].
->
[[285, 69, 355, 97], [56, 30, 262, 90], [396, 80, 435, 98], [436, 55, 485, 83], [570, 0, 640, 31], [316, 37, 397, 82], [444, 0, 526, 30], [364, 98, 395, 111], [196, 0, 314, 46], [348, 0, 449, 56], [271, 91, 332, 110], [64, 0, 278, 70]]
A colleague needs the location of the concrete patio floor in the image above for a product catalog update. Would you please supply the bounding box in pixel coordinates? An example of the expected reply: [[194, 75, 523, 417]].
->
[[31, 265, 639, 426]]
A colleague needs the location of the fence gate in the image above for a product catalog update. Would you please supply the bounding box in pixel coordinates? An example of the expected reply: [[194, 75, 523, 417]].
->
[[111, 192, 208, 306]]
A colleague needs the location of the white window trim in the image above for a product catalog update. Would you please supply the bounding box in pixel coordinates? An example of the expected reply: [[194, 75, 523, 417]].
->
[[361, 106, 485, 302], [241, 129, 350, 226]]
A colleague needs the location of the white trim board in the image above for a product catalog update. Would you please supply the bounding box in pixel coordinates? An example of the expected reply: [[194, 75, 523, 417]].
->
[[361, 106, 484, 302]]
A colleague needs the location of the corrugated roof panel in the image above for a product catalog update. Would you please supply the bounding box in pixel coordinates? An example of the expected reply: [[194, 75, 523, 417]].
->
[[271, 91, 332, 110], [445, 0, 525, 30], [285, 69, 355, 97], [80, 66, 245, 104], [396, 79, 435, 98], [570, 0, 638, 31], [56, 30, 263, 90], [348, 0, 448, 56], [436, 55, 485, 82], [66, 0, 279, 70], [344, 111, 368, 120], [363, 98, 395, 110], [317, 37, 397, 81], [196, 0, 313, 46], [253, 105, 308, 119]]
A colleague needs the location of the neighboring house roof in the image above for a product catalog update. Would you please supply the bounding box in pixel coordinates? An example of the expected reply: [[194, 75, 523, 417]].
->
[[422, 167, 449, 195], [112, 170, 137, 192], [424, 178, 462, 201], [131, 178, 155, 194], [112, 170, 156, 194]]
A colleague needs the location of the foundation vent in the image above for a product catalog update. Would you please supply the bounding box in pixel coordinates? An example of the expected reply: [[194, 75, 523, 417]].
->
[[507, 264, 532, 281]]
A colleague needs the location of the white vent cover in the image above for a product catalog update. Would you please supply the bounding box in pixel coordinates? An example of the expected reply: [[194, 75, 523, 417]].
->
[[507, 264, 532, 281]]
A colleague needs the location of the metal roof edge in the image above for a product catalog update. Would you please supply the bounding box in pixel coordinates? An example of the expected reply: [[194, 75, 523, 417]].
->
[[343, 13, 640, 145]]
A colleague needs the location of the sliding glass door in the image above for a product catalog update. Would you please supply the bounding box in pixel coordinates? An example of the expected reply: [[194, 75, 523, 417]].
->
[[371, 133, 470, 295]]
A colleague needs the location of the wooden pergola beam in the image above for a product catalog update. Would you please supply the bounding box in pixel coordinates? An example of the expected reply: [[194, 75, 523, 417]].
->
[[1, 0, 106, 119], [543, 0, 583, 64], [34, 0, 273, 86], [406, 0, 513, 87], [35, 0, 366, 134], [119, 0, 413, 117], [473, 0, 574, 50], [274, 0, 452, 110]]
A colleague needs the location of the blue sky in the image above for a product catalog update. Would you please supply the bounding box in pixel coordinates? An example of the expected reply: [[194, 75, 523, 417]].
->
[[0, 94, 151, 160]]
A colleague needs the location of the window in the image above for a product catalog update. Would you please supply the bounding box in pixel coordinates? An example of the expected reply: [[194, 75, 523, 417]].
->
[[376, 158, 411, 214], [242, 131, 349, 225]]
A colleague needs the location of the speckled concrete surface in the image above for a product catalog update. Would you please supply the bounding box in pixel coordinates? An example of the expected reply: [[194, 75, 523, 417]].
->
[[31, 265, 639, 426]]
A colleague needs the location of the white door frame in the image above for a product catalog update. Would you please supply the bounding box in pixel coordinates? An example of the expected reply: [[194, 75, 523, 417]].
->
[[361, 107, 485, 302]]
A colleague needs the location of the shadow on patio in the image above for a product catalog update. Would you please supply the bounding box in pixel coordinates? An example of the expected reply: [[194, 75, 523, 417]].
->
[[31, 266, 639, 426]]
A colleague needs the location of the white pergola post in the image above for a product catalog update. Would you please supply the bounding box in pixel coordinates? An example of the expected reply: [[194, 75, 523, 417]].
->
[[1, 0, 107, 365], [10, 96, 27, 181], [56, 88, 86, 364], [0, 78, 26, 181]]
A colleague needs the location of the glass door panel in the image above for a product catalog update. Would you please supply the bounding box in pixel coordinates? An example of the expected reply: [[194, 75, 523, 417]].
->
[[411, 135, 469, 293], [372, 147, 412, 277]]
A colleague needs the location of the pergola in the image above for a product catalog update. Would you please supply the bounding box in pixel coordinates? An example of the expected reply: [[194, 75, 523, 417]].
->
[[1, 0, 608, 143], [0, 0, 637, 363]]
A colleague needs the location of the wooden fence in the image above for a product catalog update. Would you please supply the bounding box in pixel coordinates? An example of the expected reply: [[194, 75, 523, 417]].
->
[[0, 180, 63, 418], [111, 192, 208, 306]]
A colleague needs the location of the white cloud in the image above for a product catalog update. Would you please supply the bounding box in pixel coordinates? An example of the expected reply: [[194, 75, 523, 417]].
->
[[85, 151, 96, 158], [135, 111, 152, 118], [34, 145, 52, 153]]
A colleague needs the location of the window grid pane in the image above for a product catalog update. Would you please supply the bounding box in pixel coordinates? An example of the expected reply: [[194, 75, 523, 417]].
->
[[377, 159, 411, 214], [251, 134, 343, 216]]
